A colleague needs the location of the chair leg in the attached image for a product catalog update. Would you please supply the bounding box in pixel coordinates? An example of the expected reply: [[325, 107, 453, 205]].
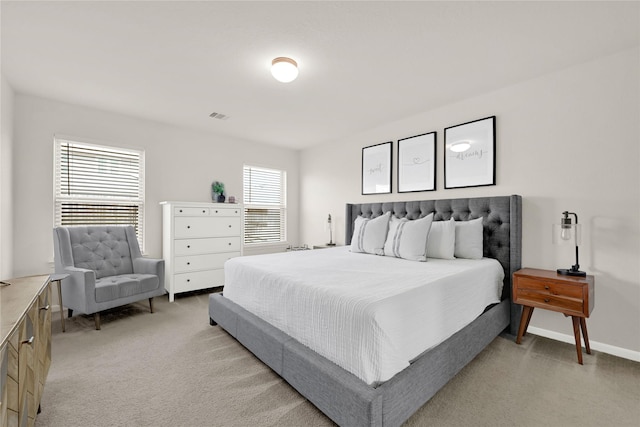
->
[[94, 312, 101, 330], [149, 297, 154, 313], [68, 308, 73, 318]]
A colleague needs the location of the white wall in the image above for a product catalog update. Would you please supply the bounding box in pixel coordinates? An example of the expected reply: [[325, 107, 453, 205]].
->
[[0, 75, 14, 280], [300, 48, 640, 356], [12, 94, 300, 276]]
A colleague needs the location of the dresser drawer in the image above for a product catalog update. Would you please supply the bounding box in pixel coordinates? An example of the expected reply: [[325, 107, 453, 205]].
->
[[174, 207, 210, 216], [515, 277, 583, 299], [173, 269, 225, 293], [174, 237, 240, 255], [174, 252, 240, 273], [174, 217, 241, 238], [210, 207, 241, 217]]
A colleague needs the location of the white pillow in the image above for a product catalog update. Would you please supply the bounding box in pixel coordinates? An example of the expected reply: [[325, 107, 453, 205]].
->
[[350, 212, 391, 255], [384, 213, 434, 261], [454, 217, 484, 259], [426, 218, 456, 259]]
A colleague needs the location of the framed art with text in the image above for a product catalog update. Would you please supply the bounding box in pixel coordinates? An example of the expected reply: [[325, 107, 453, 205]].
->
[[362, 141, 392, 195], [398, 132, 436, 193], [444, 116, 496, 189]]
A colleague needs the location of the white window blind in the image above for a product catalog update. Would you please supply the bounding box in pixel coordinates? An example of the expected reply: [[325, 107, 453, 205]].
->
[[54, 138, 145, 246], [243, 165, 286, 245]]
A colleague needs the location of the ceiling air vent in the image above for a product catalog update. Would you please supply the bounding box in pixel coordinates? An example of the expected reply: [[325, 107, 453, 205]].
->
[[209, 112, 229, 120]]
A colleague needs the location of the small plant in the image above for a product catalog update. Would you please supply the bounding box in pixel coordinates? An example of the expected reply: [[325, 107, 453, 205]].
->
[[212, 181, 225, 195]]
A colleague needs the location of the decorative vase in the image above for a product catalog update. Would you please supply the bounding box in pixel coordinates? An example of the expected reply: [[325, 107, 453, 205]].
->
[[217, 194, 226, 203]]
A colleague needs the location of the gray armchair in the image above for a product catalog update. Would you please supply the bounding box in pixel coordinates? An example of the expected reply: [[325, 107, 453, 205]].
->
[[53, 226, 165, 330]]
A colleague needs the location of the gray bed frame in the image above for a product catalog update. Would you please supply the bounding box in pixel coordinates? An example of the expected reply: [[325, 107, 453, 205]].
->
[[209, 195, 522, 427]]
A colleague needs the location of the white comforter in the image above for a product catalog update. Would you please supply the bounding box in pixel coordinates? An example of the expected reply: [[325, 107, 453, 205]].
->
[[223, 246, 504, 386]]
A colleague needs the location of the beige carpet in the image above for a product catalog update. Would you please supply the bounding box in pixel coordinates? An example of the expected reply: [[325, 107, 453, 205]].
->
[[36, 291, 640, 427]]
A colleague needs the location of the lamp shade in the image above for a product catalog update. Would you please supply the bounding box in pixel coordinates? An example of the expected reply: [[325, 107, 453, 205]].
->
[[552, 223, 581, 245], [271, 57, 298, 83]]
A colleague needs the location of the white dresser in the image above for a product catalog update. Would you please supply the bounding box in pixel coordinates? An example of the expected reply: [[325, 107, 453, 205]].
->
[[161, 201, 242, 302]]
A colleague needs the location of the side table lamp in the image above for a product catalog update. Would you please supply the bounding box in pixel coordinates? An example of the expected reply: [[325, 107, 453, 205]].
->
[[326, 214, 336, 246], [553, 211, 587, 277]]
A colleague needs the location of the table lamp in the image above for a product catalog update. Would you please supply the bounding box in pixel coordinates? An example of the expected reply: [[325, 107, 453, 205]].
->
[[326, 214, 336, 246], [552, 211, 586, 277]]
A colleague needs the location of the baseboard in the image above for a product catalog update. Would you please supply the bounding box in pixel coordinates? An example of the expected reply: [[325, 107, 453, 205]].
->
[[527, 326, 640, 362]]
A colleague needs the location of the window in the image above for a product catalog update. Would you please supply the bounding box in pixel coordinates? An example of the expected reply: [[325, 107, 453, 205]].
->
[[243, 165, 286, 245], [54, 138, 145, 247]]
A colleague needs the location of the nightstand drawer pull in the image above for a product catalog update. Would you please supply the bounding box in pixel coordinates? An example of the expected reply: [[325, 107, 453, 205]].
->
[[544, 298, 550, 303], [545, 285, 550, 290]]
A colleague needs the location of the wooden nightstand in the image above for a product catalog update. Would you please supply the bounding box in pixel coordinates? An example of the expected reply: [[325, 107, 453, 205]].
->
[[513, 268, 595, 364]]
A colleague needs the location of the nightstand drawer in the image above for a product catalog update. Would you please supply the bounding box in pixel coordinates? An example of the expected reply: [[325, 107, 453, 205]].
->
[[515, 277, 583, 299], [517, 290, 583, 313]]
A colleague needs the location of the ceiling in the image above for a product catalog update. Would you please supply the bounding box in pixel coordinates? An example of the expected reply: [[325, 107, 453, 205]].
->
[[2, 1, 638, 150]]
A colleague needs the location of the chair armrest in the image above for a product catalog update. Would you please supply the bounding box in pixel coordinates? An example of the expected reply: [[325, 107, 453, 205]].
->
[[133, 257, 165, 282], [59, 266, 96, 313]]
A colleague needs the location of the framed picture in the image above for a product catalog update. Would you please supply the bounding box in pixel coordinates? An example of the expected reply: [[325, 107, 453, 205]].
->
[[362, 141, 392, 195], [397, 132, 436, 192], [444, 116, 496, 189]]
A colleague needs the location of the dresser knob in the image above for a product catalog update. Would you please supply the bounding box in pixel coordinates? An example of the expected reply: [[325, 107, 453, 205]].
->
[[187, 245, 190, 248], [179, 209, 183, 213], [187, 279, 190, 282], [228, 225, 231, 228], [187, 226, 191, 229], [216, 210, 218, 213], [228, 242, 231, 245], [544, 298, 550, 303], [544, 285, 550, 290], [187, 262, 190, 265]]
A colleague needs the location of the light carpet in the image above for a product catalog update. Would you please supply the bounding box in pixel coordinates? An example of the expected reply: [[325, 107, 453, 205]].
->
[[36, 291, 640, 426]]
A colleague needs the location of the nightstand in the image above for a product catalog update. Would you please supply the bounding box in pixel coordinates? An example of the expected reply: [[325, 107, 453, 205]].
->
[[513, 268, 595, 364]]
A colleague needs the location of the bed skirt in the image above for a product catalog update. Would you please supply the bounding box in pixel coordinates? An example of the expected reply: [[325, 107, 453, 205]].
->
[[209, 293, 510, 427]]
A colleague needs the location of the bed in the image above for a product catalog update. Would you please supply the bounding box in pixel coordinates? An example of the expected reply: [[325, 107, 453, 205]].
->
[[209, 195, 522, 426]]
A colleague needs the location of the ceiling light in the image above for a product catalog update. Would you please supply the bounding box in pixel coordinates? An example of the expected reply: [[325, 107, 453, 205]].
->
[[271, 57, 298, 83], [450, 141, 471, 152]]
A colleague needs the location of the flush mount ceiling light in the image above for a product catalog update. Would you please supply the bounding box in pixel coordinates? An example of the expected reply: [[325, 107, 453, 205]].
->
[[450, 141, 472, 152], [271, 57, 298, 83]]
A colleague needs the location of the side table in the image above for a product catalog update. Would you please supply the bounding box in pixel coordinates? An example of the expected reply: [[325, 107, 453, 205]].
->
[[49, 273, 69, 332], [513, 268, 595, 364]]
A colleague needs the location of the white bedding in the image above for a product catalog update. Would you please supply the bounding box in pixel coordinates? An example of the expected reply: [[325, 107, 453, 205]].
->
[[223, 246, 504, 386]]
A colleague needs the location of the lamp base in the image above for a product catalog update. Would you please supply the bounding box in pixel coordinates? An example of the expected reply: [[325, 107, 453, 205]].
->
[[326, 242, 336, 246], [557, 268, 587, 277]]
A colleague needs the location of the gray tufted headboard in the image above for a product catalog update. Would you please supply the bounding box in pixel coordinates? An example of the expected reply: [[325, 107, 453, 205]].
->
[[345, 195, 522, 334]]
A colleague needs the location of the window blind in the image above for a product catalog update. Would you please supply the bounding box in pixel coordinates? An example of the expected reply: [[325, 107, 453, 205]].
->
[[54, 138, 145, 246], [243, 166, 286, 245]]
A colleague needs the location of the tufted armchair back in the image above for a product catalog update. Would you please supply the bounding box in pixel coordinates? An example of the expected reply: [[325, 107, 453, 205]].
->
[[54, 226, 143, 279], [66, 227, 136, 279]]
